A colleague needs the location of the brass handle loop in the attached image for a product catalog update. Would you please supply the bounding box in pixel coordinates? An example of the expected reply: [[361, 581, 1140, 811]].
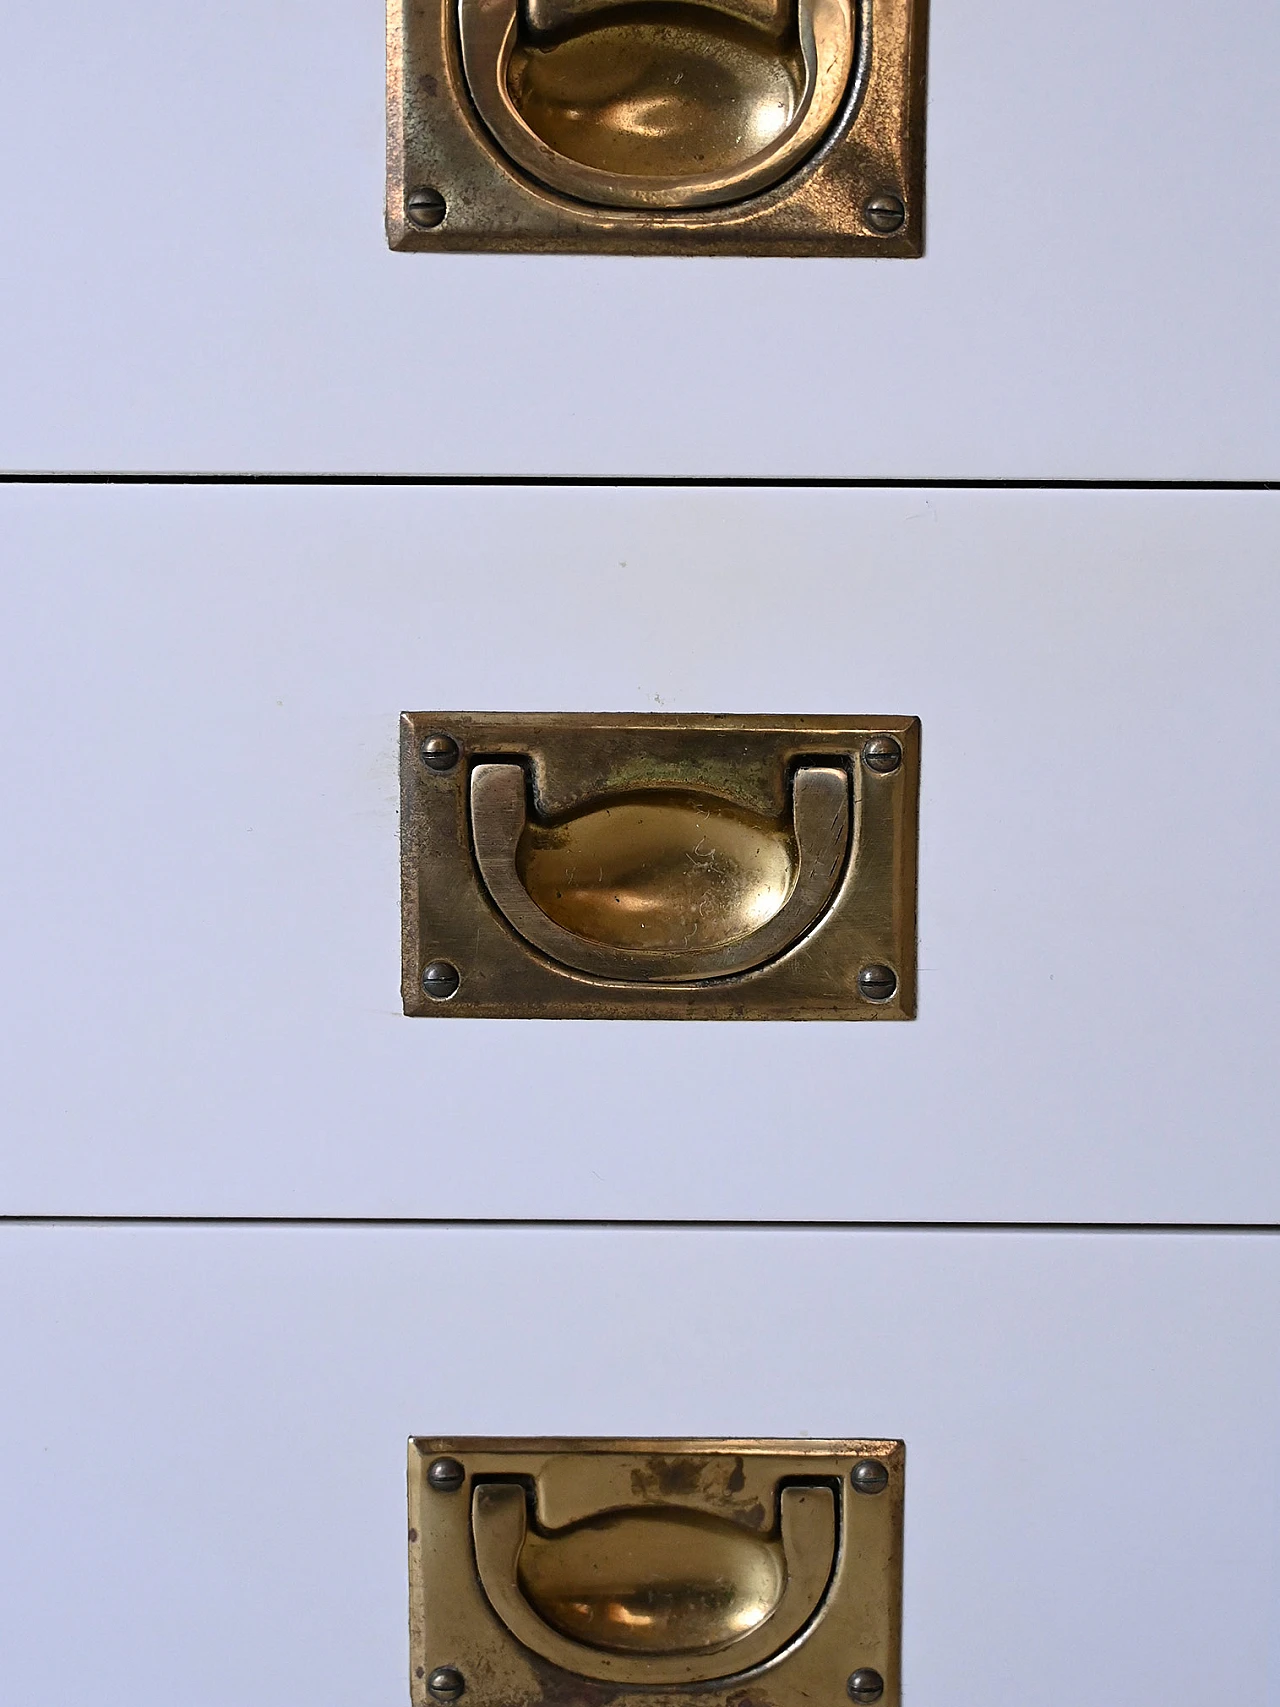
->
[[457, 0, 858, 210], [471, 1482, 838, 1683], [469, 761, 850, 984]]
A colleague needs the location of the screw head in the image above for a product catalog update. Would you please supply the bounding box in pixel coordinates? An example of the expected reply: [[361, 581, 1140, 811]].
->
[[421, 734, 460, 772], [423, 960, 461, 1001], [851, 1459, 890, 1495], [864, 193, 906, 234], [862, 736, 902, 775], [857, 964, 898, 1003], [427, 1668, 465, 1703], [427, 1455, 465, 1492], [406, 186, 447, 229], [847, 1670, 885, 1704]]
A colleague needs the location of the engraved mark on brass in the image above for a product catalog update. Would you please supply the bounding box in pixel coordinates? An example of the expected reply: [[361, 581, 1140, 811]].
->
[[408, 1439, 904, 1707], [400, 714, 919, 1020]]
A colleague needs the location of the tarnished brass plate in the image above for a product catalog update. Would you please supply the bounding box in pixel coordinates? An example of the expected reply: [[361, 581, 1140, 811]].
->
[[400, 712, 919, 1020], [386, 0, 927, 255], [408, 1438, 904, 1707]]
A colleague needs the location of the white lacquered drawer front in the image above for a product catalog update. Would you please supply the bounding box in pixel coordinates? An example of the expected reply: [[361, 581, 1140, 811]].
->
[[0, 1224, 1276, 1706], [0, 1, 1277, 475], [1, 483, 1277, 1221]]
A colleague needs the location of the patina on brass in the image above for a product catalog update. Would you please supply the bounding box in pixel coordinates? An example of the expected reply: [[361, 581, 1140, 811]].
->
[[400, 713, 919, 1020], [387, 0, 927, 254], [408, 1438, 904, 1707]]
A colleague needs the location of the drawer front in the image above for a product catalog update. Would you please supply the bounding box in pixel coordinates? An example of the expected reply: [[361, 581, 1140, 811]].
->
[[1, 482, 1277, 1221], [0, 3, 1277, 476], [1, 1224, 1277, 1705]]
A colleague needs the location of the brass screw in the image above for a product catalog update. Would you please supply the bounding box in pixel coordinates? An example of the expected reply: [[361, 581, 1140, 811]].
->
[[847, 1670, 885, 1703], [862, 736, 902, 775], [421, 734, 460, 772], [864, 193, 906, 234], [407, 187, 447, 229], [851, 1459, 889, 1495], [427, 1667, 466, 1702], [423, 960, 461, 1000], [857, 964, 898, 1003], [427, 1456, 465, 1491]]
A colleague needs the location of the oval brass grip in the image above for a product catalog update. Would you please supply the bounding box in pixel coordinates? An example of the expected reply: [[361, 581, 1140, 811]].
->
[[472, 1482, 837, 1683], [470, 762, 850, 983], [458, 0, 857, 210]]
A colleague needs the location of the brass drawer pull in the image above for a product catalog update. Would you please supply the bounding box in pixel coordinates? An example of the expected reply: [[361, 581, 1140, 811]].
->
[[470, 760, 850, 983], [471, 1479, 837, 1682], [408, 1438, 904, 1707], [400, 713, 918, 1019]]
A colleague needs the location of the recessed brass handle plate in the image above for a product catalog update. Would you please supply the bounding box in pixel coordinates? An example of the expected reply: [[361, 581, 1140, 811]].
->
[[408, 1438, 904, 1707], [400, 713, 919, 1020], [386, 0, 927, 255]]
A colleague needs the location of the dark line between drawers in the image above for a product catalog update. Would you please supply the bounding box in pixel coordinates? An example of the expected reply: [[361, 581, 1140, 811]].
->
[[2, 1216, 1278, 1235], [0, 475, 1277, 491]]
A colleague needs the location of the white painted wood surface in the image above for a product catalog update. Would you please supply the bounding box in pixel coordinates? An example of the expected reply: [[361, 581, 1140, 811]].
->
[[1, 483, 1277, 1220], [0, 0, 1276, 475], [1, 1225, 1277, 1705]]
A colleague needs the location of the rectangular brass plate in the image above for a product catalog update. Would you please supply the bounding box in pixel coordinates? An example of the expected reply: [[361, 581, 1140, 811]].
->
[[400, 712, 919, 1020], [408, 1437, 904, 1707], [386, 0, 927, 256]]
